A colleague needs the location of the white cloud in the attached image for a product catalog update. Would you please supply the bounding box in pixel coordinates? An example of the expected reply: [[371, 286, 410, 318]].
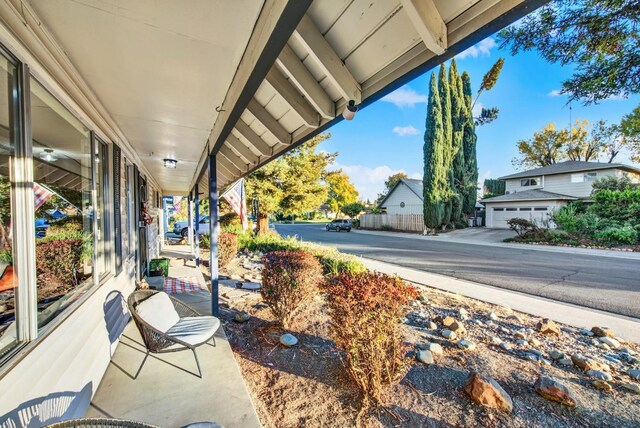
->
[[381, 86, 428, 108], [330, 163, 421, 202], [548, 89, 563, 97], [392, 125, 420, 136], [456, 38, 496, 60]]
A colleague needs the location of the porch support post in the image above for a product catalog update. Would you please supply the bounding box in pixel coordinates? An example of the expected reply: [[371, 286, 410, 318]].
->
[[187, 190, 194, 250], [208, 153, 219, 317], [195, 182, 200, 267]]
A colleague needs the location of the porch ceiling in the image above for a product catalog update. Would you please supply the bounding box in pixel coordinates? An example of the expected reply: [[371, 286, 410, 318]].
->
[[24, 0, 547, 194]]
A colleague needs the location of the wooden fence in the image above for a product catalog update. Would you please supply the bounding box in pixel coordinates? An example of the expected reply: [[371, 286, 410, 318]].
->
[[359, 214, 424, 232]]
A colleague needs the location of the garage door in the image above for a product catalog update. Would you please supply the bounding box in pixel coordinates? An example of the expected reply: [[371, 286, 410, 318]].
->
[[491, 207, 549, 228]]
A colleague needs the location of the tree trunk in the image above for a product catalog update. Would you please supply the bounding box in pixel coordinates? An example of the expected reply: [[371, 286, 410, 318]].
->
[[257, 214, 269, 235]]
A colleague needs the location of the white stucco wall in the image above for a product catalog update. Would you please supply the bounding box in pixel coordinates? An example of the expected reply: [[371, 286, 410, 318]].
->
[[380, 182, 423, 215]]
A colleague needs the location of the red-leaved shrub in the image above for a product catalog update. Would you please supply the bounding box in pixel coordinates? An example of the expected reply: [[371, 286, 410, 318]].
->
[[261, 250, 323, 328], [219, 232, 238, 268], [35, 238, 83, 288], [325, 271, 418, 407]]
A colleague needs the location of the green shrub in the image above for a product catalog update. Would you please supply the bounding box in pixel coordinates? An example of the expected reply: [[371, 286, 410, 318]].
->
[[261, 250, 323, 328], [594, 225, 638, 245], [0, 249, 11, 263], [199, 233, 210, 249], [220, 212, 243, 234], [507, 217, 539, 236], [47, 215, 84, 236], [553, 204, 579, 233], [590, 188, 640, 224], [35, 238, 83, 287], [240, 231, 366, 275], [219, 232, 238, 268], [325, 271, 418, 407], [592, 175, 636, 193], [547, 229, 571, 244], [350, 219, 360, 229]]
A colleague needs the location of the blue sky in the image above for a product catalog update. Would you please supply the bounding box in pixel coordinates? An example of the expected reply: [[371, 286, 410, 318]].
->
[[321, 36, 640, 202]]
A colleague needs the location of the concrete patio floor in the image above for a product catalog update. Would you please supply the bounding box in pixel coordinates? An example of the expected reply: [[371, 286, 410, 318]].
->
[[86, 246, 261, 428]]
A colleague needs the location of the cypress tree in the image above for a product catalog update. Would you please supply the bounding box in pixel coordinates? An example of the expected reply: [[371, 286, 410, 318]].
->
[[461, 71, 479, 215], [423, 73, 446, 231], [437, 64, 453, 228], [450, 60, 466, 226]]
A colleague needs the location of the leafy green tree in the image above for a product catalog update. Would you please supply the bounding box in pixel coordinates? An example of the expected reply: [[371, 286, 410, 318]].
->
[[438, 64, 454, 226], [279, 135, 334, 220], [619, 104, 640, 162], [513, 123, 569, 169], [326, 170, 358, 218], [246, 161, 285, 234], [483, 179, 506, 196], [423, 73, 446, 232], [461, 72, 479, 215], [341, 202, 365, 218], [449, 60, 466, 225], [498, 0, 639, 104]]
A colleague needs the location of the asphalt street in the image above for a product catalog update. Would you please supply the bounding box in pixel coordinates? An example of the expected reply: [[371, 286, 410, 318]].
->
[[275, 224, 640, 319]]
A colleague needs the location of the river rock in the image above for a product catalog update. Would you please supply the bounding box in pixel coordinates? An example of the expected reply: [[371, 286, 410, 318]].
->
[[586, 370, 613, 381], [449, 321, 467, 337], [549, 349, 565, 360], [592, 380, 612, 392], [536, 318, 561, 336], [441, 329, 457, 340], [280, 333, 298, 347], [506, 314, 524, 323], [599, 337, 621, 349], [463, 372, 513, 412], [621, 383, 640, 394], [534, 376, 577, 407], [490, 336, 503, 345], [558, 358, 573, 367], [514, 331, 527, 339], [591, 326, 614, 338], [418, 342, 444, 355], [427, 321, 438, 330], [233, 311, 251, 323], [417, 350, 434, 364], [488, 311, 498, 321], [628, 369, 640, 380], [500, 343, 513, 352], [457, 339, 476, 351], [530, 337, 541, 347], [516, 339, 529, 347], [571, 354, 609, 372]]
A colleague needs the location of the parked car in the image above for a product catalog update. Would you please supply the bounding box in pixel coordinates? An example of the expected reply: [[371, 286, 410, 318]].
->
[[326, 219, 351, 232], [173, 215, 209, 237]]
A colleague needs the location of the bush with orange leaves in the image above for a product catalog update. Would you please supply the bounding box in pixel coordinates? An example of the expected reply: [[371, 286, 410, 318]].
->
[[325, 271, 418, 407], [261, 250, 323, 328]]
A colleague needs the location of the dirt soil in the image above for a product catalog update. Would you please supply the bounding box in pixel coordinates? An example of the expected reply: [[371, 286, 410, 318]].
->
[[207, 254, 640, 428]]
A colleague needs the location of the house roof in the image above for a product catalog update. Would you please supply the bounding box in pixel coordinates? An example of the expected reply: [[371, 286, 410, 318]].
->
[[480, 189, 578, 203], [377, 178, 423, 208], [498, 161, 640, 180]]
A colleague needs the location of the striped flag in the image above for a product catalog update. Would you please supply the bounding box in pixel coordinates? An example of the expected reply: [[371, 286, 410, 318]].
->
[[222, 179, 248, 230], [34, 183, 53, 211]]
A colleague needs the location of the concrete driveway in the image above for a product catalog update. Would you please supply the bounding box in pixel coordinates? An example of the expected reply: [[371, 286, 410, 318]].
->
[[420, 227, 516, 244]]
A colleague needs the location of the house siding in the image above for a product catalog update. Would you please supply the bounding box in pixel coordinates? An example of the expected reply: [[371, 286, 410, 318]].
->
[[380, 182, 423, 215], [505, 168, 623, 198], [485, 200, 567, 228]]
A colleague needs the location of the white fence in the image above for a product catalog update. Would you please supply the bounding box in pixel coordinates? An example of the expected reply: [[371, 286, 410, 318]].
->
[[360, 214, 424, 232]]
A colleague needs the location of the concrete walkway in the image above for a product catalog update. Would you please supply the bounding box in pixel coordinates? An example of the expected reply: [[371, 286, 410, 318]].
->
[[361, 257, 640, 343], [86, 245, 261, 428], [353, 227, 640, 260]]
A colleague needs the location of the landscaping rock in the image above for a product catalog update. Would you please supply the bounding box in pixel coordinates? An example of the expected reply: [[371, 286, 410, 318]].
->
[[457, 339, 476, 351], [525, 353, 538, 362], [579, 328, 594, 336], [530, 337, 541, 347], [416, 350, 434, 365], [418, 342, 444, 355], [471, 319, 484, 326], [530, 349, 543, 357], [591, 326, 614, 338], [233, 311, 250, 323], [280, 333, 298, 347], [458, 308, 469, 318], [499, 326, 510, 334], [515, 339, 529, 347], [592, 380, 612, 392], [427, 321, 438, 330], [449, 321, 467, 337], [628, 369, 640, 380], [442, 316, 456, 327], [586, 370, 613, 381], [621, 383, 640, 394], [488, 312, 498, 321], [571, 354, 609, 372], [514, 331, 527, 339], [599, 337, 621, 349], [534, 376, 577, 407], [549, 350, 564, 360], [506, 314, 523, 323], [500, 343, 513, 352], [490, 336, 502, 345], [441, 329, 457, 340], [558, 358, 573, 367], [539, 357, 552, 366], [463, 372, 513, 413], [536, 318, 561, 336]]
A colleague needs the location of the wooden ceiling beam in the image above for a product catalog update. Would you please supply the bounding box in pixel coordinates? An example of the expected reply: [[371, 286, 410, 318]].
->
[[401, 0, 447, 55]]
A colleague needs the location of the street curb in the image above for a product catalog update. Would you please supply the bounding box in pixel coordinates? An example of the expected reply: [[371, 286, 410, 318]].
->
[[351, 228, 640, 260], [360, 257, 640, 344]]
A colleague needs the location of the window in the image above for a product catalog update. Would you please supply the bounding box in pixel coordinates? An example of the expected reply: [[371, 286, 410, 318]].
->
[[584, 172, 597, 182], [494, 208, 504, 211], [520, 208, 532, 211], [0, 54, 19, 360], [31, 77, 94, 329], [506, 208, 517, 211], [94, 137, 109, 279], [520, 178, 539, 186], [534, 207, 548, 211]]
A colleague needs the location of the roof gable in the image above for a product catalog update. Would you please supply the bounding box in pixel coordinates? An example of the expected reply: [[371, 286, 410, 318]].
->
[[377, 178, 423, 208]]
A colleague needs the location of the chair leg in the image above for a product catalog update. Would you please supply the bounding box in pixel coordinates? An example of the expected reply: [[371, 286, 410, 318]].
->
[[134, 350, 149, 379], [192, 348, 202, 378]]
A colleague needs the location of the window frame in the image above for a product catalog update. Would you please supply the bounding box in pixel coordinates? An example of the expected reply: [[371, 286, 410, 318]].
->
[[520, 177, 540, 187]]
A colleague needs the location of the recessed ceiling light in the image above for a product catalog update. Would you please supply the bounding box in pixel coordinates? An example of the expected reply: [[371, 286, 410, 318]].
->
[[40, 148, 58, 162]]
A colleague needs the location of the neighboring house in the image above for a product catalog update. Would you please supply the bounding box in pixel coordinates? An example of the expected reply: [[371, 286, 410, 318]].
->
[[377, 178, 423, 215], [481, 161, 640, 228]]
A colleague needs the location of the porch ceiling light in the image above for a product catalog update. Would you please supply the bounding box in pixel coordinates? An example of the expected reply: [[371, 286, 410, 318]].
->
[[163, 158, 178, 169], [40, 148, 58, 162], [342, 100, 358, 121]]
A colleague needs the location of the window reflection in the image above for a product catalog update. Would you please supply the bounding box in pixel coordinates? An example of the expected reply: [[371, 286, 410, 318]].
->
[[31, 78, 94, 328], [0, 55, 18, 359]]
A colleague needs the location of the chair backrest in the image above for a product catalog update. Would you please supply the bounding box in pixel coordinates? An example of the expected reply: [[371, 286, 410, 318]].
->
[[128, 290, 179, 333]]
